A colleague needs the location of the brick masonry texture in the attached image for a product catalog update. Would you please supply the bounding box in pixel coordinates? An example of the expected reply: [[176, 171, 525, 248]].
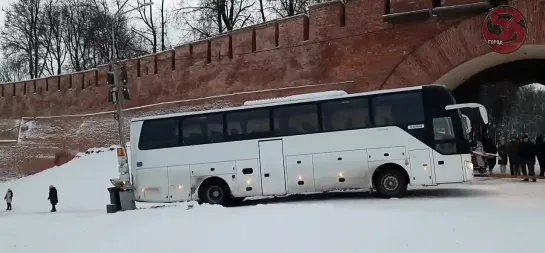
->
[[0, 0, 544, 178]]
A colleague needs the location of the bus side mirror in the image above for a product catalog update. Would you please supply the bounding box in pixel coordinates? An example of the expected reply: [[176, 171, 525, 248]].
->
[[461, 114, 472, 134]]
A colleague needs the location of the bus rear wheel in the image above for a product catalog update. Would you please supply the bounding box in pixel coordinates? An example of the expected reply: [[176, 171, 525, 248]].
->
[[375, 168, 408, 198], [199, 180, 231, 206]]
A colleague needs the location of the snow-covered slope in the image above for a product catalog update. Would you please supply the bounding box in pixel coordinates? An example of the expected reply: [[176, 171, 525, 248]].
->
[[0, 147, 119, 213]]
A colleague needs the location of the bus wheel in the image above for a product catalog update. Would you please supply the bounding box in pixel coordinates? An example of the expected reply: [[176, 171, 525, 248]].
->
[[375, 168, 408, 198], [199, 180, 230, 206]]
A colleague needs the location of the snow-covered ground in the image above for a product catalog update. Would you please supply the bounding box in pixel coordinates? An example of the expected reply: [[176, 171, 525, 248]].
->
[[1, 148, 545, 253]]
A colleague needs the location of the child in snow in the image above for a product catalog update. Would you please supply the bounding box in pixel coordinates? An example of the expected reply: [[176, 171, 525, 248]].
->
[[4, 188, 13, 211], [48, 185, 58, 212]]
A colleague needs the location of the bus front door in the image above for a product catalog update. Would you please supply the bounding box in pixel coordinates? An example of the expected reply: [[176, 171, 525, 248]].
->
[[258, 139, 287, 196]]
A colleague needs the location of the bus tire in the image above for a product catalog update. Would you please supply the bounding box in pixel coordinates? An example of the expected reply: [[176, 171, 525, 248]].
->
[[375, 168, 408, 199], [199, 179, 231, 206]]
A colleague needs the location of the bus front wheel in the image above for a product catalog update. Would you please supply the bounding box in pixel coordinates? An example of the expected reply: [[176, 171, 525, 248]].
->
[[375, 168, 408, 198], [199, 179, 231, 206]]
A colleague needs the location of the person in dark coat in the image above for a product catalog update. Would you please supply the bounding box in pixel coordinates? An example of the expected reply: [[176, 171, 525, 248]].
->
[[518, 135, 537, 182], [497, 139, 508, 174], [536, 135, 545, 177], [48, 185, 58, 212], [4, 189, 13, 211], [483, 137, 497, 174], [507, 137, 521, 175]]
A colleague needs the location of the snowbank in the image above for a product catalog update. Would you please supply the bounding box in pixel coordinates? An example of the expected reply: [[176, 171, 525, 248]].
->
[[0, 147, 119, 213], [2, 146, 545, 253]]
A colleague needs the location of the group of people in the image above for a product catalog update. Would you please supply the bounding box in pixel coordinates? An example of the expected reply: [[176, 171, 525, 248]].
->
[[484, 135, 545, 182], [3, 185, 59, 212]]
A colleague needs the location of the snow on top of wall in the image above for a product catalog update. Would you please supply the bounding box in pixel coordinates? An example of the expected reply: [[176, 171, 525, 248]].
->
[[243, 90, 348, 106]]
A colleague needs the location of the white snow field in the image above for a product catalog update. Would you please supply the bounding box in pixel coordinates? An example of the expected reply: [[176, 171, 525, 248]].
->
[[1, 147, 545, 253]]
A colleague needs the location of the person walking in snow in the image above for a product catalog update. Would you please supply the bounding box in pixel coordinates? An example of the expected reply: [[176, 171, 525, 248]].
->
[[497, 139, 508, 174], [483, 136, 497, 174], [518, 135, 537, 182], [48, 185, 58, 212], [536, 135, 545, 177], [507, 137, 521, 176], [4, 189, 13, 211]]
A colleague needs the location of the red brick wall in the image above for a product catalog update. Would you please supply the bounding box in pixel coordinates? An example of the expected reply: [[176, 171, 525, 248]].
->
[[0, 0, 543, 178]]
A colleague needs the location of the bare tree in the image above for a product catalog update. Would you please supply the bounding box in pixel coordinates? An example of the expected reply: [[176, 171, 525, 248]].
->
[[1, 0, 50, 79], [0, 57, 29, 83], [134, 0, 158, 53], [258, 0, 266, 22], [62, 0, 95, 71], [160, 0, 167, 51], [0, 0, 156, 79], [267, 0, 307, 17], [499, 85, 545, 137], [61, 0, 146, 71], [175, 0, 255, 40], [267, 0, 328, 18], [43, 0, 67, 75]]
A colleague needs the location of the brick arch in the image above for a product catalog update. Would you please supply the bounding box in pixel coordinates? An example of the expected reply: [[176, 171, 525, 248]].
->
[[381, 0, 545, 91], [435, 44, 545, 90]]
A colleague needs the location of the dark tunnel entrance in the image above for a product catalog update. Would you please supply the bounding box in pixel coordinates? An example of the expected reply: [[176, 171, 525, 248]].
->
[[452, 59, 545, 144]]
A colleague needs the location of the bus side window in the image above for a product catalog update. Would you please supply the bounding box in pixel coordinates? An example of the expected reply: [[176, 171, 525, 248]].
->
[[138, 118, 181, 150], [207, 116, 224, 143], [273, 103, 319, 136], [182, 114, 224, 145], [373, 106, 392, 126], [372, 92, 424, 126], [226, 109, 271, 141], [321, 98, 370, 132]]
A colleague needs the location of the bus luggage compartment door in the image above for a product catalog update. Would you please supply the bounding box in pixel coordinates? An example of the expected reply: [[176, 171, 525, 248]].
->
[[167, 165, 191, 202], [258, 139, 287, 196], [408, 149, 433, 185]]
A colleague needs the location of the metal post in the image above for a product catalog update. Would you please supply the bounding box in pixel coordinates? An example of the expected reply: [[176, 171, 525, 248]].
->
[[109, 10, 129, 187], [106, 1, 154, 213], [111, 10, 122, 144], [112, 63, 126, 150], [109, 0, 153, 151]]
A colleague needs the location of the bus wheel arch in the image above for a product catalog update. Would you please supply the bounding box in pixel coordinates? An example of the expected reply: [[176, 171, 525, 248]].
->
[[197, 176, 232, 206], [372, 163, 409, 198]]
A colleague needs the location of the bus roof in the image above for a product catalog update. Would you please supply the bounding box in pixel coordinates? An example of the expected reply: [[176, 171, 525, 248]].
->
[[131, 85, 438, 122]]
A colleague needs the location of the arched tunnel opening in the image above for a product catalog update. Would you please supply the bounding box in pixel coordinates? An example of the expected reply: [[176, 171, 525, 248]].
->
[[452, 59, 545, 144]]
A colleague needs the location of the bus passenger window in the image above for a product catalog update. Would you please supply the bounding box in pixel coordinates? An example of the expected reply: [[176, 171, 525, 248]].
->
[[321, 98, 370, 131], [226, 108, 271, 140], [182, 114, 224, 145], [373, 106, 392, 126], [372, 92, 424, 126], [182, 122, 205, 145], [273, 104, 318, 136], [138, 118, 181, 150]]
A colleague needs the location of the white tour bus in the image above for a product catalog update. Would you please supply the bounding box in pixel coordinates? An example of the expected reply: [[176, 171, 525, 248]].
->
[[129, 85, 488, 206]]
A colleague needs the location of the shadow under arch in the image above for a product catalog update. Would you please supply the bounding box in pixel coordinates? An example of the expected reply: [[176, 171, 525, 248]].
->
[[435, 45, 545, 90], [444, 46, 545, 142]]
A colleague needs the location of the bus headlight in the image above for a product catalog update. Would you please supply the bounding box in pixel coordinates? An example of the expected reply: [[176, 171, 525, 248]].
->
[[465, 161, 473, 170]]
